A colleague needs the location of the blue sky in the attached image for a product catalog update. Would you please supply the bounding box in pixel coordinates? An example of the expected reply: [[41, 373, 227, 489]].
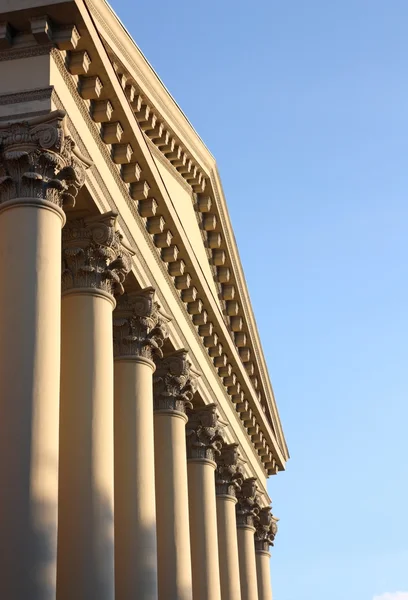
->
[[110, 1, 408, 598]]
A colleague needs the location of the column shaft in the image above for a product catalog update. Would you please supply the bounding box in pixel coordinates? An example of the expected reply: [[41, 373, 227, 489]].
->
[[113, 286, 168, 600], [237, 526, 259, 600], [114, 358, 157, 600], [216, 496, 242, 600], [215, 443, 244, 600], [256, 551, 273, 600], [186, 405, 224, 600], [57, 290, 115, 600], [155, 411, 192, 600], [188, 460, 221, 600], [0, 202, 64, 600]]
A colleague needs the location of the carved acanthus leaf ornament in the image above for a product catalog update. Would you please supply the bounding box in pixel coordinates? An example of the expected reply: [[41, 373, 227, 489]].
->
[[0, 110, 89, 208], [153, 350, 199, 414], [215, 443, 244, 497], [254, 506, 278, 552], [62, 212, 134, 296], [236, 477, 261, 528], [113, 287, 169, 360], [186, 404, 225, 462]]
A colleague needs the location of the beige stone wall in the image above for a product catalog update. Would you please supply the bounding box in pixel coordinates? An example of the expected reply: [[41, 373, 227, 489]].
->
[[0, 55, 50, 94]]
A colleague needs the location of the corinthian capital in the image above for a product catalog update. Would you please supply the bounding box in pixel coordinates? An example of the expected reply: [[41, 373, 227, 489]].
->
[[185, 404, 225, 462], [153, 350, 199, 414], [254, 506, 278, 552], [62, 212, 134, 296], [113, 287, 169, 360], [236, 477, 261, 528], [0, 110, 89, 209], [215, 443, 244, 497]]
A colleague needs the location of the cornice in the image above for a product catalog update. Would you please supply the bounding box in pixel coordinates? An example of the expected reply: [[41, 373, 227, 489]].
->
[[209, 168, 289, 456], [85, 0, 214, 173], [103, 46, 208, 192]]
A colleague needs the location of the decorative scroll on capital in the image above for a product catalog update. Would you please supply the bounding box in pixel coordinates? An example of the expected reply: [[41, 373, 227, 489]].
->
[[254, 506, 278, 552], [113, 287, 169, 360], [62, 212, 134, 296], [215, 443, 244, 497], [153, 350, 199, 414], [0, 110, 90, 208], [186, 404, 225, 462], [236, 477, 261, 528]]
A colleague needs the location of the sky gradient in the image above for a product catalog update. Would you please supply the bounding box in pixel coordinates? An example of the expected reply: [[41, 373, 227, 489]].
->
[[109, 1, 408, 598]]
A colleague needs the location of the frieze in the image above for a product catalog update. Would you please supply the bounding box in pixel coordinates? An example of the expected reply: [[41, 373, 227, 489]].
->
[[0, 43, 53, 62], [0, 87, 53, 106]]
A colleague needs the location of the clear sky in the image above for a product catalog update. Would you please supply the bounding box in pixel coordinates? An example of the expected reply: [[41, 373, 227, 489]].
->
[[109, 1, 408, 599]]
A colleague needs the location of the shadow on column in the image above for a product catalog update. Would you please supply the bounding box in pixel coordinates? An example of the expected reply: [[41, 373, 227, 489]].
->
[[92, 490, 115, 600], [0, 452, 59, 600], [58, 484, 116, 600], [115, 513, 160, 599]]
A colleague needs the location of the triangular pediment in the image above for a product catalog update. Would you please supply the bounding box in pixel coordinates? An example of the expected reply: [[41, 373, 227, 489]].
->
[[152, 154, 222, 304]]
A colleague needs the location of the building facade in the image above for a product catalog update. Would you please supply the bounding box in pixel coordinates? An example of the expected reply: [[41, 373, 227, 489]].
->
[[0, 1, 289, 599]]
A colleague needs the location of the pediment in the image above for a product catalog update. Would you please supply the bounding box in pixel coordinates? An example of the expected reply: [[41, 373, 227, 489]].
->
[[151, 152, 222, 306]]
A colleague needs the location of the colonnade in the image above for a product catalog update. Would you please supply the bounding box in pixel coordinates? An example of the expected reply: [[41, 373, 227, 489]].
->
[[0, 112, 277, 600]]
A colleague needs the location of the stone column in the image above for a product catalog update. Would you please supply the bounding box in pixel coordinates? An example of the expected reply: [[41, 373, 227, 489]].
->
[[0, 111, 87, 600], [215, 443, 244, 600], [236, 478, 261, 600], [186, 405, 224, 600], [153, 350, 198, 600], [255, 507, 278, 600], [113, 288, 169, 600], [57, 213, 133, 600]]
